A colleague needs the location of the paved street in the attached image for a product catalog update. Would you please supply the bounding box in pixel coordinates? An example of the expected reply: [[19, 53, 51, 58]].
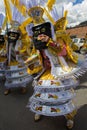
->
[[0, 73, 87, 130]]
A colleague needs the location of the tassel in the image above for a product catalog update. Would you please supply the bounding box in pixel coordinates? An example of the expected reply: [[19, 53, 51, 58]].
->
[[46, 0, 56, 11]]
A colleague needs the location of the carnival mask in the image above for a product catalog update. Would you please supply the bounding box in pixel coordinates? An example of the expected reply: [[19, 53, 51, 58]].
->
[[32, 22, 52, 50], [7, 31, 20, 43]]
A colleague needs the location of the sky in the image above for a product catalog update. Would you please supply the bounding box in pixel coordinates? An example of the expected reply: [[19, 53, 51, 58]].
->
[[0, 0, 86, 27]]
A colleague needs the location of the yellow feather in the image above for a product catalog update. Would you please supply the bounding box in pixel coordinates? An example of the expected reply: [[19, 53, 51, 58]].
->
[[44, 8, 55, 24], [2, 17, 7, 30], [19, 18, 33, 34], [10, 0, 27, 17], [4, 0, 12, 22], [46, 0, 56, 10], [64, 10, 68, 18]]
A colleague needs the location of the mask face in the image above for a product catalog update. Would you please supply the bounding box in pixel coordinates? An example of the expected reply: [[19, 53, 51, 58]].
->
[[28, 6, 44, 24], [7, 31, 20, 43], [0, 35, 5, 44], [32, 22, 52, 50]]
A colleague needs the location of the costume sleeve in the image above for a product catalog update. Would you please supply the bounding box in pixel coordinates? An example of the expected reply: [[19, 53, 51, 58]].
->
[[47, 38, 66, 56]]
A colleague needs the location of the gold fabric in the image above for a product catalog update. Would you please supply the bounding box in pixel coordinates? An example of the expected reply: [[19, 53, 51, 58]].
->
[[40, 70, 55, 80]]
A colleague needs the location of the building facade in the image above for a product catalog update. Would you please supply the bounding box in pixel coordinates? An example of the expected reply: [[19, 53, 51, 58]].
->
[[66, 26, 87, 38]]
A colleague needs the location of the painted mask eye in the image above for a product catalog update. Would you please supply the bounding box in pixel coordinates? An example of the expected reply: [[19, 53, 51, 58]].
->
[[41, 28, 45, 33], [34, 31, 39, 36]]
